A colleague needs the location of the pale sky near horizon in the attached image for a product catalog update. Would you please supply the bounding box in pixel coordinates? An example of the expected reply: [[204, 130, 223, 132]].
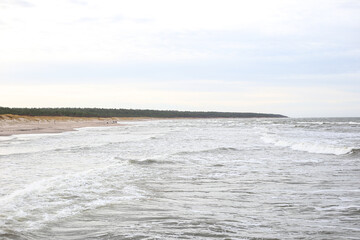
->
[[0, 0, 359, 117]]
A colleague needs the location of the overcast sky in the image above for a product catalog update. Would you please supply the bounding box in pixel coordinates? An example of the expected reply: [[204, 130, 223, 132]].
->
[[0, 0, 359, 117]]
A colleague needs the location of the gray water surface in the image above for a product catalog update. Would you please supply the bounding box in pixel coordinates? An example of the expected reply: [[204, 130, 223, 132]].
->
[[0, 118, 359, 239]]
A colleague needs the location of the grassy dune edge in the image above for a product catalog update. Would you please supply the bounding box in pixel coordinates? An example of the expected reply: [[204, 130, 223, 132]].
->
[[0, 107, 287, 118]]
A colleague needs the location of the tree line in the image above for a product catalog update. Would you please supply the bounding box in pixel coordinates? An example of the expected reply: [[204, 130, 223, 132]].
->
[[0, 107, 286, 118]]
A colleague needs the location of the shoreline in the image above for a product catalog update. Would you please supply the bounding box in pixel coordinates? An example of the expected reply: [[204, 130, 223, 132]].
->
[[0, 114, 290, 137], [0, 114, 151, 137]]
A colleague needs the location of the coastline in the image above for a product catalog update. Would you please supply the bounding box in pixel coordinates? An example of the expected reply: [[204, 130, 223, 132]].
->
[[0, 114, 288, 137], [0, 114, 149, 137]]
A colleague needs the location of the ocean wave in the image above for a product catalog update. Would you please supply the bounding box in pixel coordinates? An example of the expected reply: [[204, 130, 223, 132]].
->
[[297, 121, 326, 125], [128, 158, 174, 165], [0, 135, 18, 142], [0, 164, 147, 232], [261, 134, 357, 155], [350, 148, 360, 155], [175, 147, 239, 156], [0, 143, 106, 157], [297, 121, 360, 126], [0, 131, 159, 157]]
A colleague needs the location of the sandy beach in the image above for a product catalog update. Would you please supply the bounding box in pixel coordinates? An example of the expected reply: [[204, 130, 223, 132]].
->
[[0, 114, 145, 136]]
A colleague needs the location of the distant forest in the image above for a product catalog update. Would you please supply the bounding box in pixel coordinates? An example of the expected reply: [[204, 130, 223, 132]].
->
[[0, 107, 286, 118]]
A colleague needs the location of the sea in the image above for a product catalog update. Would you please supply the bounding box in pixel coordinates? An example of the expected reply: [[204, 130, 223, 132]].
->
[[0, 118, 359, 240]]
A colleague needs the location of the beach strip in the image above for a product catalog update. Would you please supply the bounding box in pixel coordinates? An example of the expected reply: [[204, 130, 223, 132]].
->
[[0, 114, 147, 136]]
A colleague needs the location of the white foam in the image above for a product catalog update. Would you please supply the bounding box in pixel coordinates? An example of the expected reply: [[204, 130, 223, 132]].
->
[[297, 121, 325, 125], [0, 163, 147, 232], [261, 133, 354, 155], [0, 135, 17, 142], [297, 121, 360, 126]]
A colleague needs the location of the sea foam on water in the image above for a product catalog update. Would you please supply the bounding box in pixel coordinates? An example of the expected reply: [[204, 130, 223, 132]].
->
[[0, 118, 359, 239]]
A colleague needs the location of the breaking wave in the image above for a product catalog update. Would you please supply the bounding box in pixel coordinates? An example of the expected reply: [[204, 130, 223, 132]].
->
[[261, 133, 357, 155], [175, 147, 239, 156], [0, 163, 147, 233], [297, 121, 360, 125], [128, 158, 174, 165]]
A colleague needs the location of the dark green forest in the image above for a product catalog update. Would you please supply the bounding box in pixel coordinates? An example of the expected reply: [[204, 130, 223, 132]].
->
[[0, 107, 287, 118]]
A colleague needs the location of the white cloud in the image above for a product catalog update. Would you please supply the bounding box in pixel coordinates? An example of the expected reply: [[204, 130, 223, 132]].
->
[[0, 0, 359, 117], [0, 0, 359, 64]]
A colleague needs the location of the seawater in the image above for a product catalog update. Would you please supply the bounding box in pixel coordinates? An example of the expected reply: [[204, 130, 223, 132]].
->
[[0, 118, 359, 240]]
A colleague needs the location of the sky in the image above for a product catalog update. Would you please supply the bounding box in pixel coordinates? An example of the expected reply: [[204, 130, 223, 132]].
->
[[0, 0, 359, 117]]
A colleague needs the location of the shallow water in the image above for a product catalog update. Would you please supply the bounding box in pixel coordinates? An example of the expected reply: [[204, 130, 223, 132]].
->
[[0, 118, 359, 239]]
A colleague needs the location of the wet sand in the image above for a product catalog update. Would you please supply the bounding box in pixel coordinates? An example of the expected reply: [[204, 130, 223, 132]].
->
[[0, 114, 147, 136]]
